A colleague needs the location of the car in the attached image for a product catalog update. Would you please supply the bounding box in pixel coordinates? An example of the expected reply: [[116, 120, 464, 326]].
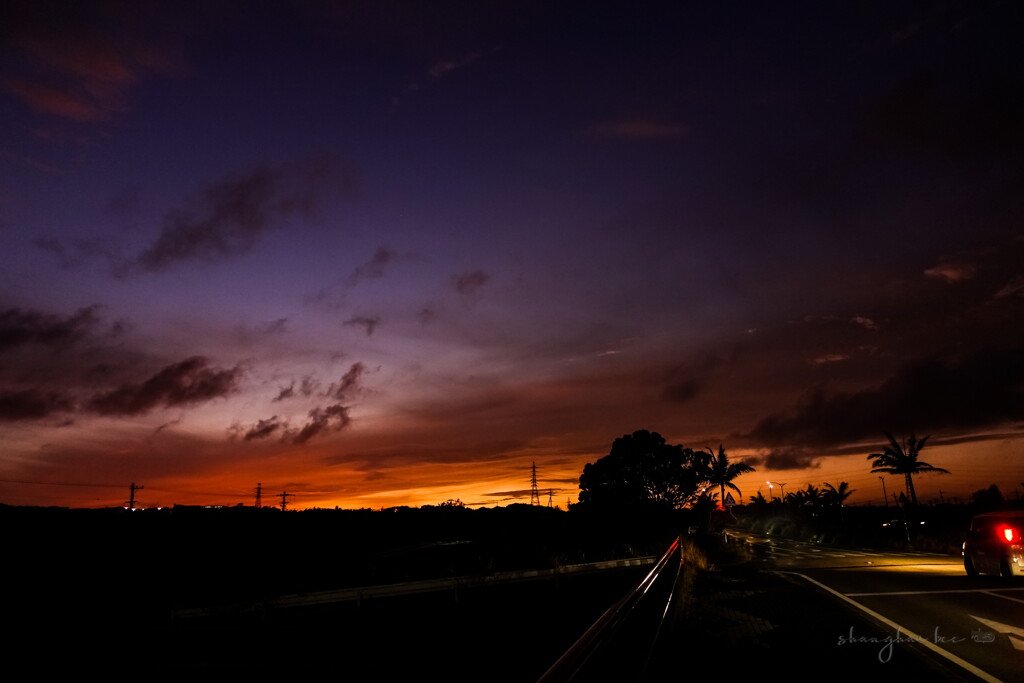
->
[[962, 510, 1024, 579]]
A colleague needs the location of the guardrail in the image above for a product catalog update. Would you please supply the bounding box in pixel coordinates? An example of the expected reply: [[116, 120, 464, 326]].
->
[[172, 556, 655, 621], [536, 536, 684, 683]]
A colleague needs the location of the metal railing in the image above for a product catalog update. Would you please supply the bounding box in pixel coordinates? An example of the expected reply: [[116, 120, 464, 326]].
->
[[536, 536, 684, 683]]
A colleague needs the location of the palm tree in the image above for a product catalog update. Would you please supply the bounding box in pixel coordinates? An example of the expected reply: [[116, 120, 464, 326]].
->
[[704, 444, 755, 507], [867, 433, 949, 506], [786, 483, 822, 508], [822, 481, 855, 521], [748, 490, 770, 507]]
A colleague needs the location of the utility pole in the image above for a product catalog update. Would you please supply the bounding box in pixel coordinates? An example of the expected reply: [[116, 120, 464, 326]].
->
[[279, 491, 291, 511], [879, 476, 888, 508], [255, 482, 263, 509], [127, 482, 143, 510], [530, 462, 540, 506]]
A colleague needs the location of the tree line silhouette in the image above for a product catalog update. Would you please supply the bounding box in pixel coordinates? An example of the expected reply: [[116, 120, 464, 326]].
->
[[577, 428, 953, 513]]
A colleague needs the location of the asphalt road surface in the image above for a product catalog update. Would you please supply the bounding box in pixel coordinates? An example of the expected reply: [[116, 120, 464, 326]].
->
[[723, 530, 1024, 683]]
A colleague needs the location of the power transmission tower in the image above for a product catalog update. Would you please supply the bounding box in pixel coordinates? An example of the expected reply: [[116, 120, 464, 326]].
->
[[530, 462, 540, 506], [547, 488, 554, 508], [255, 482, 262, 508], [127, 482, 143, 510], [278, 490, 291, 511]]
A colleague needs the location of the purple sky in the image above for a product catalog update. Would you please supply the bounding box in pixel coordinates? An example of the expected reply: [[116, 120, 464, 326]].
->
[[1, 1, 1022, 510]]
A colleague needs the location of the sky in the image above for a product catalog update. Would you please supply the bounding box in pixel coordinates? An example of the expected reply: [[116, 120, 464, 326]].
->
[[1, 0, 1022, 511]]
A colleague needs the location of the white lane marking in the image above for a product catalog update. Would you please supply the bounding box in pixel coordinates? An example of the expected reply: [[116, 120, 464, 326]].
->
[[781, 571, 1004, 683], [981, 590, 1024, 604], [970, 616, 1024, 651]]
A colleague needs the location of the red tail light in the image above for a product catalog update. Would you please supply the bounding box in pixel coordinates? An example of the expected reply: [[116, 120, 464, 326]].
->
[[1000, 526, 1020, 543]]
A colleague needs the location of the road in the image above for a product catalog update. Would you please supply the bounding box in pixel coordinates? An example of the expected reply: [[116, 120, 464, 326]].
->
[[726, 530, 1024, 683]]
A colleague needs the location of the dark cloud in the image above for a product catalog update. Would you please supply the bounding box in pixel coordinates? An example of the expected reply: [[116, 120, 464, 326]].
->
[[0, 306, 101, 349], [662, 378, 700, 404], [244, 416, 283, 441], [0, 389, 73, 422], [343, 315, 380, 336], [347, 247, 399, 286], [131, 157, 351, 273], [658, 357, 722, 404], [743, 347, 1024, 450], [454, 269, 489, 294], [858, 73, 1024, 163], [294, 403, 351, 444], [0, 0, 179, 123], [326, 363, 366, 401], [89, 356, 242, 416], [747, 447, 821, 471], [273, 383, 295, 402]]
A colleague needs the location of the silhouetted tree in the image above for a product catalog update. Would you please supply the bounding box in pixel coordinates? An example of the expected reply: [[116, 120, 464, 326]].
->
[[822, 481, 855, 521], [868, 433, 949, 506], [748, 490, 770, 507], [704, 444, 755, 506], [971, 484, 1004, 512], [786, 483, 822, 508], [578, 430, 708, 510]]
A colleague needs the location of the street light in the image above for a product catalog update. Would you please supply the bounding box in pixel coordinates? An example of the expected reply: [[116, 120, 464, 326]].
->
[[767, 481, 787, 500]]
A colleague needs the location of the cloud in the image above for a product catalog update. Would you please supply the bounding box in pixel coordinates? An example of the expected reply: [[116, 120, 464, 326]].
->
[[244, 416, 284, 441], [0, 389, 74, 422], [658, 356, 723, 404], [428, 52, 479, 78], [0, 306, 101, 349], [131, 157, 350, 273], [995, 275, 1024, 299], [743, 347, 1024, 449], [811, 354, 848, 366], [347, 247, 399, 286], [662, 378, 701, 403], [294, 404, 351, 444], [0, 2, 178, 123], [852, 316, 878, 331], [453, 269, 489, 294], [586, 118, 690, 140], [89, 356, 242, 416], [343, 315, 380, 336], [925, 262, 976, 283], [857, 72, 1024, 163], [747, 447, 821, 471], [328, 363, 366, 401]]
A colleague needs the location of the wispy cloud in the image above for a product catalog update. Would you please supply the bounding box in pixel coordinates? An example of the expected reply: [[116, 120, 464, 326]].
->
[[586, 118, 690, 140], [344, 315, 380, 336], [453, 269, 489, 295], [347, 247, 399, 286], [89, 357, 243, 416], [1, 2, 179, 123], [126, 157, 352, 274], [428, 52, 479, 78], [925, 261, 976, 283]]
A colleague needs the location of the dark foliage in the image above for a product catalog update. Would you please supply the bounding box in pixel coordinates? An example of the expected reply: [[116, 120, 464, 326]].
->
[[577, 429, 708, 510]]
